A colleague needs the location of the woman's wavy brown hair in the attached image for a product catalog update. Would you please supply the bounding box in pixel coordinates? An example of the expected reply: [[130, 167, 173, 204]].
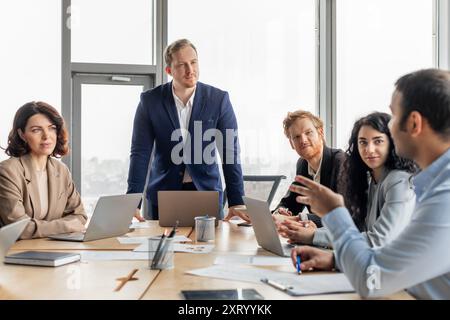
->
[[4, 101, 69, 158]]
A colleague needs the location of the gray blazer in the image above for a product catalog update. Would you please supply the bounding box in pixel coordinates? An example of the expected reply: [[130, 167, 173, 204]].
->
[[313, 169, 415, 248]]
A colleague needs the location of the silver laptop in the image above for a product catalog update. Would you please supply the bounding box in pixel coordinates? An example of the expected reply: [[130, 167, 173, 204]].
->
[[158, 191, 220, 227], [0, 218, 30, 263], [243, 196, 295, 257], [49, 194, 142, 242]]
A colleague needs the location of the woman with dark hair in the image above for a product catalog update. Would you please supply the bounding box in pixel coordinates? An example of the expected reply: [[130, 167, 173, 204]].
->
[[280, 112, 416, 248], [0, 101, 87, 239]]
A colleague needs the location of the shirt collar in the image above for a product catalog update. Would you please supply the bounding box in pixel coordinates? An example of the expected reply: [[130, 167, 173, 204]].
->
[[307, 156, 323, 178], [413, 147, 450, 199], [172, 84, 196, 108]]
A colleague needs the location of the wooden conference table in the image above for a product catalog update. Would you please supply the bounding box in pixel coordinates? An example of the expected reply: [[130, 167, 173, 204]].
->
[[0, 221, 414, 300]]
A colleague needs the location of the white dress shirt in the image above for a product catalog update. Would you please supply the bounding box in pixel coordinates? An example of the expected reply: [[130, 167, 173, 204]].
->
[[172, 85, 196, 183], [307, 156, 323, 184]]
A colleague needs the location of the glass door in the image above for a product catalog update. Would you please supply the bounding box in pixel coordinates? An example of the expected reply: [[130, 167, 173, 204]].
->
[[72, 74, 152, 212]]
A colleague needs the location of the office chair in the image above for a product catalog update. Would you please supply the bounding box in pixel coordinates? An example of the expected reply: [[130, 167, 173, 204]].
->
[[223, 175, 287, 208]]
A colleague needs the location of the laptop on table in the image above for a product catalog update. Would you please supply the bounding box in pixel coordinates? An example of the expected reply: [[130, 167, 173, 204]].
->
[[0, 218, 30, 263], [243, 196, 295, 257], [49, 194, 142, 242], [158, 191, 220, 227]]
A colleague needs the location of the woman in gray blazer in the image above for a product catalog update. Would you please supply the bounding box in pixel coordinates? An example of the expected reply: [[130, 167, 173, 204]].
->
[[279, 112, 417, 248], [0, 102, 87, 239]]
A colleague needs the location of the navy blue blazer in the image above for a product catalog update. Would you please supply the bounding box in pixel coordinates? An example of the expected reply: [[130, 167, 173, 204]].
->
[[127, 81, 244, 218]]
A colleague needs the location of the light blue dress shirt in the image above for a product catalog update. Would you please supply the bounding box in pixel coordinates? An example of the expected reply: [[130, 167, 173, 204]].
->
[[323, 148, 450, 299]]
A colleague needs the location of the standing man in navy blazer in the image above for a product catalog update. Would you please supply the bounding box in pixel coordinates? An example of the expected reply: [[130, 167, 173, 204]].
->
[[127, 39, 245, 220]]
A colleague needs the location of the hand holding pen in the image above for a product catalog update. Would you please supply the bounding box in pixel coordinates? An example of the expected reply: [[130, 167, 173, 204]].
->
[[290, 246, 335, 272]]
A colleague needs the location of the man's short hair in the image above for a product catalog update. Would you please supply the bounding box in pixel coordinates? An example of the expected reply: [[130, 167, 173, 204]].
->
[[283, 110, 324, 139], [395, 68, 450, 139], [164, 39, 197, 68]]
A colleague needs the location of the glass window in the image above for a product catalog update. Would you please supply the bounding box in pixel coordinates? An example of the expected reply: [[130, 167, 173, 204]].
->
[[80, 84, 144, 211], [336, 0, 434, 149], [168, 0, 316, 208], [71, 0, 153, 65], [0, 0, 61, 161]]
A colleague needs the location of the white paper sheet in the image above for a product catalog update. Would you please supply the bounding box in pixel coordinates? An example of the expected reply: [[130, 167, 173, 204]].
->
[[266, 272, 355, 296], [186, 265, 267, 283], [80, 251, 149, 261], [133, 242, 214, 254], [173, 244, 215, 254], [117, 235, 191, 244], [117, 236, 150, 244], [129, 221, 152, 229], [214, 255, 292, 266], [186, 265, 355, 296]]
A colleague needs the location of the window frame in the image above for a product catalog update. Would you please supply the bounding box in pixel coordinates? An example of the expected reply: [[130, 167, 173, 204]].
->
[[56, 0, 446, 189], [61, 0, 160, 191]]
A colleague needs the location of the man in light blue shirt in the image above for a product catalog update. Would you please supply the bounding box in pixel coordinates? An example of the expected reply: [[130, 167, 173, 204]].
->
[[289, 69, 450, 299]]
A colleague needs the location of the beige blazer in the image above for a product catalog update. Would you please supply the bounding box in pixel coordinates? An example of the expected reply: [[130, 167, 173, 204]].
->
[[0, 154, 87, 239]]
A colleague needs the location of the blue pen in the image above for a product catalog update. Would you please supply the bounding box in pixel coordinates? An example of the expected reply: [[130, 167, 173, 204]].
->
[[296, 255, 302, 274]]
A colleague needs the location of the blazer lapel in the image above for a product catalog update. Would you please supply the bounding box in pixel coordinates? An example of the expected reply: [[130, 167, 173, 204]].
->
[[319, 146, 333, 186], [162, 81, 181, 131], [188, 83, 205, 133], [46, 158, 60, 217], [20, 154, 41, 218]]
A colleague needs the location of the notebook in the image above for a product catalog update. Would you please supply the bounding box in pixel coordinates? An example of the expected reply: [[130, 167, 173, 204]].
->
[[4, 251, 81, 267]]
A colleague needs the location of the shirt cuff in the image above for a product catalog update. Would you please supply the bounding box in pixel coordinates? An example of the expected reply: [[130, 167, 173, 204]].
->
[[312, 228, 331, 247], [322, 207, 355, 241], [332, 250, 342, 271]]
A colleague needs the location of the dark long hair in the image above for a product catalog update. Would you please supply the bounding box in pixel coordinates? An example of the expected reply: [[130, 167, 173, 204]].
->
[[340, 112, 417, 231], [3, 101, 69, 158]]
